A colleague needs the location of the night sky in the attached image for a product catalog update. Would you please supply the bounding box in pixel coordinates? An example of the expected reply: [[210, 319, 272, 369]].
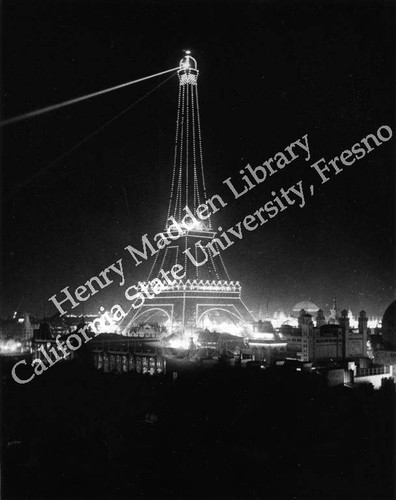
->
[[2, 0, 395, 319]]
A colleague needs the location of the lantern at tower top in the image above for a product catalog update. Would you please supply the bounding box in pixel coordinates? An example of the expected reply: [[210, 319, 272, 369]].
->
[[178, 50, 199, 85]]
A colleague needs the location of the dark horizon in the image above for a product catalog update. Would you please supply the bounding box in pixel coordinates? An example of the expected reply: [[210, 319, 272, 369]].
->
[[2, 0, 395, 320]]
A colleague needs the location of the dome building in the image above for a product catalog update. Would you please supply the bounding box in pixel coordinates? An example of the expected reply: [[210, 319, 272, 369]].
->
[[372, 301, 396, 372], [291, 301, 319, 317], [382, 300, 396, 350]]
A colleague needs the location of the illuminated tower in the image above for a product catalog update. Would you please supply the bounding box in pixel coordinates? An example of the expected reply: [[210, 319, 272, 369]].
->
[[339, 309, 350, 359], [358, 310, 368, 356], [122, 52, 254, 337], [329, 298, 340, 324], [148, 51, 228, 282]]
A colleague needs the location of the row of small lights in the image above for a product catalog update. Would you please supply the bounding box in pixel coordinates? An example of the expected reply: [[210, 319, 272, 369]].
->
[[138, 279, 241, 290]]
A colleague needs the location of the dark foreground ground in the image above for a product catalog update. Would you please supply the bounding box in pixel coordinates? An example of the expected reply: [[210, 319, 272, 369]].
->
[[1, 358, 395, 500]]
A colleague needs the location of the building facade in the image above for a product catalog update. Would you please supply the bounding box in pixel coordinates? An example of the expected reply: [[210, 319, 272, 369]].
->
[[280, 308, 368, 363]]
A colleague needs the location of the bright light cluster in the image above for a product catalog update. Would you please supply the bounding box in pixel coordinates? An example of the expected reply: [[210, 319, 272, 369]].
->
[[264, 310, 382, 330], [0, 339, 23, 354], [367, 318, 381, 329], [201, 317, 244, 336], [168, 336, 191, 349]]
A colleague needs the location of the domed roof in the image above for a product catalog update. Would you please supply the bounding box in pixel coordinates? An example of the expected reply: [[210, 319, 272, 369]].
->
[[292, 301, 319, 315], [382, 300, 396, 349], [261, 320, 274, 333]]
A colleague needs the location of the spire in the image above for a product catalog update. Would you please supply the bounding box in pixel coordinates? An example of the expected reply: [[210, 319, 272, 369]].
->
[[147, 51, 230, 284], [329, 298, 340, 324], [166, 51, 210, 229], [331, 297, 339, 316]]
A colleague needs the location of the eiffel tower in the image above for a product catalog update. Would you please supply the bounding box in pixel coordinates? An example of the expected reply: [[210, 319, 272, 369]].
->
[[122, 52, 254, 338]]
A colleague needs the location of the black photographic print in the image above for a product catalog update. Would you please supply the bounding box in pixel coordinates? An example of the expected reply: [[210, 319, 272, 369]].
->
[[1, 1, 395, 499]]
